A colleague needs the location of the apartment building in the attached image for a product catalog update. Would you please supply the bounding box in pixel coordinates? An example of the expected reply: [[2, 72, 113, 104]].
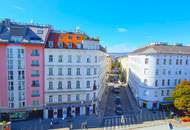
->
[[106, 55, 112, 73], [117, 56, 128, 82], [0, 19, 50, 120], [43, 32, 107, 119], [128, 42, 190, 109]]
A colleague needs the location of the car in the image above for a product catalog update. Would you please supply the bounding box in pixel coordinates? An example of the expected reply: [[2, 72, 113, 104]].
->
[[112, 87, 120, 94], [115, 96, 121, 105], [52, 119, 59, 125], [115, 105, 124, 115]]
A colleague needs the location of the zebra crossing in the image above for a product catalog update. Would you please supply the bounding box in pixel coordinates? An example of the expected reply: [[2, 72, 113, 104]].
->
[[103, 111, 167, 130]]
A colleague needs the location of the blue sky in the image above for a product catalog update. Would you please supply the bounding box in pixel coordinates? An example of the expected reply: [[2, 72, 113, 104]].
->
[[1, 0, 190, 52]]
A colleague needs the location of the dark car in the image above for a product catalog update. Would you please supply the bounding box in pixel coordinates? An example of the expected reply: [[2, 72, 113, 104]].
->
[[112, 87, 120, 94], [115, 105, 124, 115], [115, 96, 121, 105]]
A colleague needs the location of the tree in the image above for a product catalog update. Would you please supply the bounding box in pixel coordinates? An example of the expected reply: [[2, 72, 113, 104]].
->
[[172, 80, 190, 112]]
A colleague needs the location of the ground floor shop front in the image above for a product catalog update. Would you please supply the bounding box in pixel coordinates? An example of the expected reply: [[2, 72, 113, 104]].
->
[[43, 104, 97, 119]]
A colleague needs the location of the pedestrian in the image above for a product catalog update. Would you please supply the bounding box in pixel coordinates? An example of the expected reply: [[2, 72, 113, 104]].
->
[[50, 121, 53, 128], [168, 122, 173, 130]]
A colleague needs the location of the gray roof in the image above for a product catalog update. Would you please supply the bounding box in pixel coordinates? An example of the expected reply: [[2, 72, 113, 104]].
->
[[0, 19, 50, 44], [130, 44, 190, 55]]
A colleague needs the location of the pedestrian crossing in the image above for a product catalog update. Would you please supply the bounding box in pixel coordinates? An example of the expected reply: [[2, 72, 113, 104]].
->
[[103, 111, 167, 130]]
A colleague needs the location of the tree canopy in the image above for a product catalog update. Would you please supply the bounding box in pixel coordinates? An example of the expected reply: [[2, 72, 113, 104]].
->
[[172, 80, 190, 112]]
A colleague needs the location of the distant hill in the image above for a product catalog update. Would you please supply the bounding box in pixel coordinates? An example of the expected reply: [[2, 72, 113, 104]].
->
[[108, 52, 128, 59]]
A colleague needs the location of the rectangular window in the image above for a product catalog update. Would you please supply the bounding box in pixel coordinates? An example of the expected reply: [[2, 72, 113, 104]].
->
[[68, 55, 72, 63], [76, 68, 80, 75], [67, 81, 71, 89], [76, 55, 81, 63], [87, 58, 91, 63], [58, 95, 62, 102], [163, 69, 166, 75], [167, 90, 170, 96], [18, 71, 24, 80], [156, 69, 159, 75], [49, 81, 53, 90], [58, 42, 63, 48], [161, 90, 164, 96], [8, 81, 14, 90], [156, 59, 159, 65], [67, 95, 71, 102], [162, 80, 165, 86], [169, 59, 172, 65], [86, 81, 90, 88], [49, 68, 53, 76], [68, 35, 72, 40], [58, 55, 63, 63], [76, 94, 80, 101], [31, 49, 39, 56], [32, 80, 40, 87], [180, 59, 183, 65], [176, 59, 179, 65], [163, 59, 166, 65], [31, 90, 40, 97], [94, 68, 97, 75], [76, 81, 80, 89], [18, 49, 24, 58], [58, 68, 62, 76], [49, 95, 53, 103], [145, 58, 149, 64], [95, 56, 98, 63], [155, 80, 158, 87], [186, 59, 188, 65], [68, 68, 72, 75], [8, 60, 13, 69], [58, 81, 62, 89], [48, 41, 54, 48], [8, 71, 13, 80], [167, 79, 170, 86], [87, 68, 91, 75], [76, 36, 81, 40], [31, 60, 39, 66], [7, 48, 13, 58], [49, 55, 53, 62]]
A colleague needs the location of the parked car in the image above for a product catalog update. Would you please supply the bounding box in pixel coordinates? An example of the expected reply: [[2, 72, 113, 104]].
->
[[115, 96, 121, 105], [115, 105, 124, 115]]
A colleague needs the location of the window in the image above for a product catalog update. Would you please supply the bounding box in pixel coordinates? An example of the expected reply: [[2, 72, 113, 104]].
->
[[48, 41, 54, 48], [49, 81, 53, 90], [145, 58, 149, 64], [155, 80, 158, 87], [49, 95, 53, 103], [77, 55, 81, 63], [166, 90, 170, 96], [87, 58, 91, 63], [94, 68, 97, 75], [32, 100, 39, 106], [37, 29, 43, 34], [31, 70, 39, 77], [68, 35, 72, 40], [144, 68, 148, 75], [68, 43, 72, 49], [8, 71, 13, 80], [58, 95, 62, 102], [18, 81, 25, 90], [7, 48, 13, 58], [87, 68, 91, 75], [154, 91, 158, 97], [95, 56, 98, 63], [163, 69, 166, 75], [49, 68, 53, 76], [31, 49, 39, 56], [67, 81, 71, 89], [167, 79, 170, 86], [180, 59, 183, 65], [58, 81, 62, 89], [32, 80, 39, 87], [18, 70, 24, 80], [163, 59, 166, 65], [76, 36, 81, 40], [176, 59, 179, 65], [86, 93, 90, 101], [58, 42, 63, 48], [49, 55, 53, 62], [175, 79, 177, 85], [68, 55, 72, 63], [86, 81, 90, 88], [169, 59, 172, 65], [8, 60, 13, 69], [156, 69, 159, 75], [67, 94, 71, 102], [18, 49, 24, 58], [76, 43, 82, 49], [58, 55, 63, 63], [68, 68, 72, 76], [31, 60, 39, 66], [76, 68, 80, 75], [156, 59, 159, 65], [8, 81, 14, 90], [161, 90, 164, 96], [144, 79, 148, 85], [186, 59, 188, 65], [58, 68, 62, 76], [76, 94, 80, 101], [168, 70, 171, 75], [76, 81, 80, 89], [162, 80, 165, 86], [32, 90, 40, 97]]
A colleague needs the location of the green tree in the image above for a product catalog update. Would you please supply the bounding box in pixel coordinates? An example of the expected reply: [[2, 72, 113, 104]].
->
[[172, 80, 190, 112]]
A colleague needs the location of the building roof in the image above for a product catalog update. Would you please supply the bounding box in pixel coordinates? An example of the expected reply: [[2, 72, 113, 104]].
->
[[0, 19, 50, 44], [130, 43, 190, 55]]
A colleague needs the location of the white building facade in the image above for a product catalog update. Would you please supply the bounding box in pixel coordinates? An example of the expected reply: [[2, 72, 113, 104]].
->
[[43, 41, 107, 119], [128, 43, 190, 109]]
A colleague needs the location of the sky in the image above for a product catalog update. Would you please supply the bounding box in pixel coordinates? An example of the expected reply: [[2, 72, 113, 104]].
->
[[1, 0, 190, 52]]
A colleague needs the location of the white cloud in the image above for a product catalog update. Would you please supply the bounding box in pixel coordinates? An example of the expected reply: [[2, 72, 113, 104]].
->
[[12, 5, 24, 11], [107, 43, 137, 53], [117, 28, 128, 33]]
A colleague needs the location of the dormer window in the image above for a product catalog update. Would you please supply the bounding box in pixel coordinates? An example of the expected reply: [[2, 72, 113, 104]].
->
[[76, 36, 81, 40], [68, 43, 72, 49], [48, 41, 54, 48], [68, 35, 72, 40], [37, 30, 43, 34], [58, 42, 63, 48]]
